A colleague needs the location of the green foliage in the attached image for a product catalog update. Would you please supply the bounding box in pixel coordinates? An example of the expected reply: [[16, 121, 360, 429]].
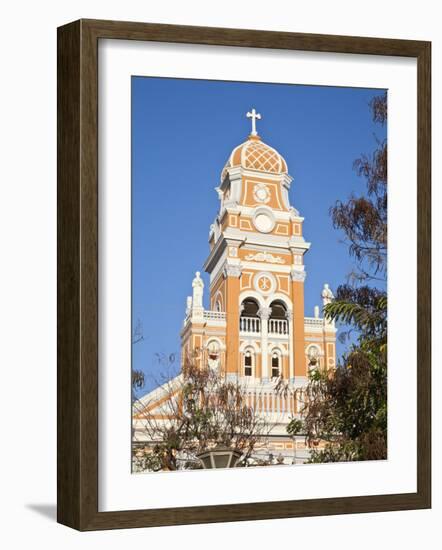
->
[[296, 317, 387, 462], [132, 370, 145, 391], [287, 418, 304, 436]]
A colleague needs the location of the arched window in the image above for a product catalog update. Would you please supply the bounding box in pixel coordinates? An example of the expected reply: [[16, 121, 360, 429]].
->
[[243, 348, 254, 377], [271, 351, 281, 378], [269, 300, 287, 319], [269, 300, 288, 335], [241, 298, 259, 317], [215, 299, 222, 312], [240, 298, 261, 334]]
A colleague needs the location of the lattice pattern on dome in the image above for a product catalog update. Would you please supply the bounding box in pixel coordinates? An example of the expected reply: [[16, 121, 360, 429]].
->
[[220, 137, 288, 182], [243, 141, 281, 173]]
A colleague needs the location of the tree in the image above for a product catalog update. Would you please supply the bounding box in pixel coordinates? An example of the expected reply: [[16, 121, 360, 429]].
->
[[131, 318, 145, 402], [287, 93, 388, 462], [331, 92, 387, 283], [132, 355, 273, 472]]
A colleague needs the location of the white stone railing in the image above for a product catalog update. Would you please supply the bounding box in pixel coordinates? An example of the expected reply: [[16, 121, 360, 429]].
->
[[239, 316, 261, 334], [304, 317, 324, 328], [240, 317, 290, 335], [268, 319, 288, 335], [243, 386, 298, 416], [203, 310, 226, 321]]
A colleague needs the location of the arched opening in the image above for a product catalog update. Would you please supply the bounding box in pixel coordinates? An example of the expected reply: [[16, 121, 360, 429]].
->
[[271, 350, 281, 378], [270, 300, 287, 319], [240, 298, 261, 334], [243, 347, 254, 377], [269, 300, 288, 335], [241, 298, 260, 317]]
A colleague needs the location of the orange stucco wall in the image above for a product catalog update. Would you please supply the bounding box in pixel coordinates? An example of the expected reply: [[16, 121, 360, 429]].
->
[[225, 275, 240, 374], [291, 280, 307, 377]]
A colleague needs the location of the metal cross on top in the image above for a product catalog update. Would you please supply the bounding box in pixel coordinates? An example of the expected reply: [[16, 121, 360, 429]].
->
[[246, 108, 262, 136]]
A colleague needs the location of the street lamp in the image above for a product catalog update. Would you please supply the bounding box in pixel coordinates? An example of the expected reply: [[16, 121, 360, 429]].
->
[[196, 446, 243, 469]]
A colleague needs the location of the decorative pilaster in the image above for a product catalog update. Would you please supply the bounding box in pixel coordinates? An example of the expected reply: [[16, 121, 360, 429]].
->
[[290, 269, 307, 377], [286, 309, 294, 381], [224, 264, 242, 375], [258, 306, 272, 380]]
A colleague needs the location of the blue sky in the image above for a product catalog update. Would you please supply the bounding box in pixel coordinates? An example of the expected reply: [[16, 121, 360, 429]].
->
[[131, 77, 386, 394]]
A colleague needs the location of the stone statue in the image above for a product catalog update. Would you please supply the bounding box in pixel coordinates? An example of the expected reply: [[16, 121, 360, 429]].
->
[[321, 283, 334, 306], [192, 271, 204, 308]]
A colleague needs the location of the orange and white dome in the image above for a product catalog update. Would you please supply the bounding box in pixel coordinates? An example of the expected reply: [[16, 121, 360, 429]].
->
[[222, 134, 288, 181]]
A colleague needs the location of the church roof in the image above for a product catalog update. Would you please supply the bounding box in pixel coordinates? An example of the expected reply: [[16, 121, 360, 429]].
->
[[221, 134, 288, 181]]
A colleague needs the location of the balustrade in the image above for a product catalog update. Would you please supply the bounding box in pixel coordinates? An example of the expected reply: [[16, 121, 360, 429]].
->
[[203, 310, 226, 321], [244, 386, 297, 416], [239, 316, 261, 334], [268, 318, 288, 335], [240, 316, 289, 335]]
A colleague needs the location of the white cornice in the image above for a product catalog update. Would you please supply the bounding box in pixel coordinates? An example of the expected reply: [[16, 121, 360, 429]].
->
[[241, 243, 292, 255], [205, 231, 311, 274], [224, 165, 288, 183]]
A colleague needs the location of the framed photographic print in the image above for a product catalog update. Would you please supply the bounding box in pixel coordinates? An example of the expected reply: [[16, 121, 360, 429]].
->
[[57, 19, 431, 530]]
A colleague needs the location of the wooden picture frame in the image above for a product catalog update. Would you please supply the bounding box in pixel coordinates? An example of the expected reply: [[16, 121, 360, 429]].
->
[[57, 19, 431, 531]]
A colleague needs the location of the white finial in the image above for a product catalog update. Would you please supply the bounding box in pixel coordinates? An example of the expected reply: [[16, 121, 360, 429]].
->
[[246, 108, 262, 136], [314, 305, 320, 318]]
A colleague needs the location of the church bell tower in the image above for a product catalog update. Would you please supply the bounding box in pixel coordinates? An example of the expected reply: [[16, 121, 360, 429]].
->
[[181, 110, 336, 384]]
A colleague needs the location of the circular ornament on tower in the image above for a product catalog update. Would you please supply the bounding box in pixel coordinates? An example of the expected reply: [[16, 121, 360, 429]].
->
[[254, 272, 277, 296], [253, 183, 271, 204], [252, 207, 276, 233]]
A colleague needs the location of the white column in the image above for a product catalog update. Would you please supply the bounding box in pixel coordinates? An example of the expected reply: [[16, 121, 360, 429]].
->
[[258, 307, 271, 381], [286, 309, 294, 382]]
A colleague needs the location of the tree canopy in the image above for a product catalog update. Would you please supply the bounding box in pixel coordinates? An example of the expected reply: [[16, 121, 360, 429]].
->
[[133, 357, 272, 472]]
